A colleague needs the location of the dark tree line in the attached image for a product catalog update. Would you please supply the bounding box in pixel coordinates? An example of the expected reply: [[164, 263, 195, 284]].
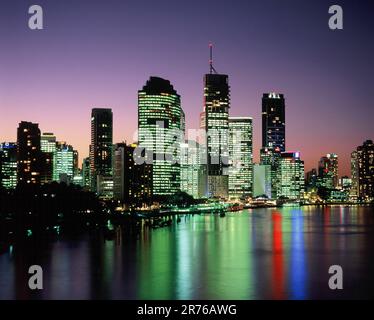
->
[[0, 182, 104, 240]]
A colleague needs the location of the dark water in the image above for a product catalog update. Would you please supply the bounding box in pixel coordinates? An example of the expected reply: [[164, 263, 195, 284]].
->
[[1, 206, 374, 300]]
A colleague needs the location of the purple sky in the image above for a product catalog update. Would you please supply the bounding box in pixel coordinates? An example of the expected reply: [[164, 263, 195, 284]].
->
[[1, 0, 373, 176]]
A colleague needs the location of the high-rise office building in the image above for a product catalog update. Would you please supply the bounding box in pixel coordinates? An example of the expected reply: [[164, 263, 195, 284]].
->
[[340, 176, 352, 192], [318, 153, 338, 188], [82, 157, 91, 190], [72, 169, 84, 187], [97, 175, 113, 199], [41, 133, 56, 153], [260, 146, 281, 199], [54, 142, 75, 184], [90, 108, 113, 193], [202, 48, 230, 199], [262, 93, 286, 152], [73, 150, 79, 176], [350, 150, 359, 198], [253, 163, 272, 198], [17, 121, 42, 185], [228, 117, 253, 199], [0, 142, 17, 189], [356, 140, 374, 201], [277, 151, 305, 200], [305, 168, 318, 190], [180, 140, 206, 199], [41, 132, 56, 184], [138, 76, 184, 196], [113, 143, 126, 201], [114, 143, 153, 206]]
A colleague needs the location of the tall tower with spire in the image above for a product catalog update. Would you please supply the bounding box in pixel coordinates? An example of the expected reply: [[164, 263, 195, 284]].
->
[[201, 44, 230, 199]]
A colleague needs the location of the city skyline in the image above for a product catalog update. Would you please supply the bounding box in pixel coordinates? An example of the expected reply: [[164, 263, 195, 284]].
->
[[1, 0, 374, 176], [1, 0, 374, 303]]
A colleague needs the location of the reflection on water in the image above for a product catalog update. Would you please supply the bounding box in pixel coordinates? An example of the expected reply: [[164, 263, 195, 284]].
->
[[0, 206, 373, 300]]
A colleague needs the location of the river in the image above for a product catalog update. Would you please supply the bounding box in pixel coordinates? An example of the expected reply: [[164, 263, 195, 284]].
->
[[0, 205, 373, 299]]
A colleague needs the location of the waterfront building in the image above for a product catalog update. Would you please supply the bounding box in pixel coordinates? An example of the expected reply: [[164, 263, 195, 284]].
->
[[180, 140, 206, 199], [305, 168, 318, 191], [114, 142, 153, 206], [253, 163, 272, 198], [276, 151, 305, 200], [262, 93, 286, 152], [350, 151, 359, 199], [40, 132, 56, 184], [72, 169, 84, 187], [201, 47, 230, 199], [356, 140, 374, 201], [17, 121, 42, 185], [228, 117, 253, 199], [54, 142, 75, 184], [0, 142, 17, 189], [260, 146, 281, 199], [340, 176, 352, 191], [82, 157, 91, 190], [138, 76, 184, 196], [97, 175, 113, 200], [90, 108, 113, 194], [318, 153, 339, 188]]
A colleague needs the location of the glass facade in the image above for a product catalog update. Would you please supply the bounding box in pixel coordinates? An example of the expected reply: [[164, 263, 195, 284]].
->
[[262, 93, 285, 152], [82, 157, 91, 189], [17, 121, 41, 185], [180, 140, 206, 199], [41, 132, 56, 184], [277, 151, 305, 200], [228, 117, 253, 199], [356, 140, 374, 201], [203, 73, 230, 199], [138, 77, 184, 196], [54, 142, 75, 184], [90, 108, 113, 194], [318, 153, 338, 188], [350, 151, 359, 199], [260, 146, 281, 199], [0, 142, 17, 189], [253, 163, 271, 198]]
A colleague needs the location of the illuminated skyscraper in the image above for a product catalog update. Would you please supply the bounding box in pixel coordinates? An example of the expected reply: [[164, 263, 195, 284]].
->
[[350, 150, 359, 199], [356, 140, 374, 201], [54, 142, 75, 184], [262, 93, 286, 152], [253, 163, 272, 198], [202, 47, 230, 199], [260, 146, 281, 199], [114, 143, 153, 206], [41, 132, 56, 184], [82, 157, 90, 189], [228, 117, 253, 199], [277, 151, 304, 200], [305, 168, 318, 190], [90, 108, 113, 193], [180, 140, 206, 199], [138, 76, 184, 196], [73, 150, 79, 176], [318, 153, 338, 188], [17, 121, 41, 185], [0, 142, 17, 189]]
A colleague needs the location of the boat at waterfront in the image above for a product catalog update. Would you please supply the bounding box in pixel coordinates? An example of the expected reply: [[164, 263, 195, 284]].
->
[[247, 198, 278, 208], [228, 203, 244, 212]]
